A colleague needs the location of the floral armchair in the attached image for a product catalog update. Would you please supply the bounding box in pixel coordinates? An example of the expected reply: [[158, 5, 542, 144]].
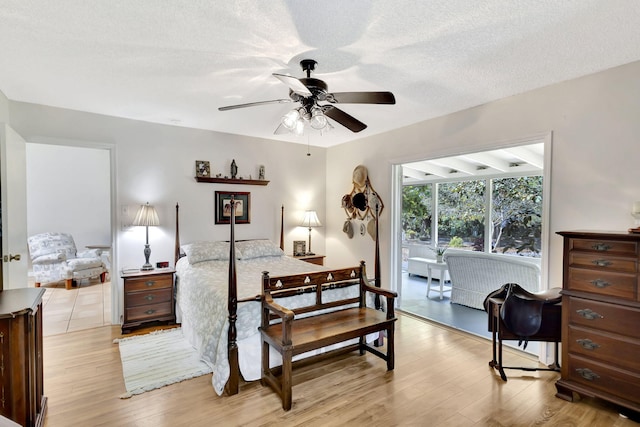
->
[[28, 232, 107, 290]]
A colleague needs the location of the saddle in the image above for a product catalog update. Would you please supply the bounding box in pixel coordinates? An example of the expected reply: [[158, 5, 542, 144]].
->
[[484, 283, 562, 349]]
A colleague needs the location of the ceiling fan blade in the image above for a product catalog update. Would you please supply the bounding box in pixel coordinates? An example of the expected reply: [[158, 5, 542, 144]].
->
[[322, 105, 367, 133], [218, 99, 292, 111], [327, 91, 396, 104], [273, 73, 312, 97]]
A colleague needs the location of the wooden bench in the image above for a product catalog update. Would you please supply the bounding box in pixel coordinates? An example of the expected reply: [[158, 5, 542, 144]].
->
[[260, 261, 397, 410]]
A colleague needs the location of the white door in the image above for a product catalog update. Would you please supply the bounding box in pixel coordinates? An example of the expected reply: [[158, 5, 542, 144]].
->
[[1, 124, 28, 289]]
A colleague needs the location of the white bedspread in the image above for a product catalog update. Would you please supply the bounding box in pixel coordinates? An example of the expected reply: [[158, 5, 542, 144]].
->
[[176, 254, 361, 395]]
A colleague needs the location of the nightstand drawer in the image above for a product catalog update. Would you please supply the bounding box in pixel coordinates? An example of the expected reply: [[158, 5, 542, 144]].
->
[[125, 274, 173, 292], [125, 288, 172, 308], [126, 302, 173, 322]]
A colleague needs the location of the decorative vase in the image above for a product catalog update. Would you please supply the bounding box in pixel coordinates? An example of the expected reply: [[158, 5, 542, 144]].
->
[[437, 255, 443, 263]]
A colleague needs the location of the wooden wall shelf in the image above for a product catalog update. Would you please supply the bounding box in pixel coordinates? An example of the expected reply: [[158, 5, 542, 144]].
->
[[195, 176, 269, 186]]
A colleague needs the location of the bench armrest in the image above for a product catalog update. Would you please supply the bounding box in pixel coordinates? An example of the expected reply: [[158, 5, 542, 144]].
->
[[361, 281, 397, 319], [263, 295, 295, 321], [362, 282, 397, 299], [262, 295, 295, 345]]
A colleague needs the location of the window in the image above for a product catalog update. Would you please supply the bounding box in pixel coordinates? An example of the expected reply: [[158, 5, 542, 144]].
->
[[402, 175, 542, 257]]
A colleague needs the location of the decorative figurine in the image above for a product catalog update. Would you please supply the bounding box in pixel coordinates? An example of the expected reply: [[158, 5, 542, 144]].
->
[[230, 159, 238, 179], [259, 165, 265, 180]]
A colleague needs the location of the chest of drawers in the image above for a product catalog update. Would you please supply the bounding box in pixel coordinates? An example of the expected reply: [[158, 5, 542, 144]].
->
[[556, 231, 640, 413], [121, 269, 176, 333]]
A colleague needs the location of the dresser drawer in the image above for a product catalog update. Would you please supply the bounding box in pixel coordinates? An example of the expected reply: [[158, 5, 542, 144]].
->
[[567, 354, 640, 404], [125, 274, 173, 292], [567, 267, 637, 300], [125, 288, 172, 308], [126, 301, 173, 322], [568, 325, 640, 372], [568, 252, 636, 274], [569, 238, 638, 257], [568, 296, 640, 336]]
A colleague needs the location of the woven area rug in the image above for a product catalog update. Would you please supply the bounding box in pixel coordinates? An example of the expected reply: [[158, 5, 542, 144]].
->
[[114, 328, 212, 398]]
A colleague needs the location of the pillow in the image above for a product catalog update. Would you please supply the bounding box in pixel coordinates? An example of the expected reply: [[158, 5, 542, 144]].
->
[[236, 239, 284, 260], [181, 241, 241, 264]]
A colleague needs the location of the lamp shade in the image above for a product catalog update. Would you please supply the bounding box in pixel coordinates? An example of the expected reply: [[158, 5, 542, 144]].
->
[[133, 202, 160, 227], [301, 210, 321, 228]]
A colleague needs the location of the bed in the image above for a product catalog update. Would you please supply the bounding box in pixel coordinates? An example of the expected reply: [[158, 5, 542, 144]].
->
[[173, 202, 382, 396]]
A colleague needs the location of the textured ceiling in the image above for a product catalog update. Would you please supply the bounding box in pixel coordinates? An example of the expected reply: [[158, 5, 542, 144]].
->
[[1, 1, 640, 147]]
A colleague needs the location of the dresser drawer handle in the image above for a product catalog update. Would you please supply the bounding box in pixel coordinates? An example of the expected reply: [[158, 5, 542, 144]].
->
[[591, 259, 612, 267], [145, 295, 155, 301], [145, 280, 156, 287], [576, 368, 599, 381], [145, 309, 156, 315], [591, 243, 612, 251], [589, 279, 611, 288], [576, 308, 603, 320], [576, 338, 600, 350]]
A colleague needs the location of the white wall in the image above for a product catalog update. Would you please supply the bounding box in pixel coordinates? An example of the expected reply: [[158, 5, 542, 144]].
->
[[25, 143, 111, 250], [325, 60, 640, 291], [9, 103, 328, 269], [9, 103, 327, 322]]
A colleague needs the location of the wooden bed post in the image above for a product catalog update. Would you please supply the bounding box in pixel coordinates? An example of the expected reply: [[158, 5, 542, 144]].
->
[[280, 205, 284, 251], [374, 203, 381, 308], [225, 196, 240, 395]]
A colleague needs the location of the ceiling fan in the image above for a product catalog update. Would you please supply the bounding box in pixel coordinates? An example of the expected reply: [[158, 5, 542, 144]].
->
[[218, 59, 395, 134]]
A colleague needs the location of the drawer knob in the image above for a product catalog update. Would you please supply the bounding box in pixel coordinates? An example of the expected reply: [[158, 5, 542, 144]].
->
[[589, 279, 611, 288], [145, 280, 156, 287], [576, 338, 600, 350], [591, 259, 612, 267], [145, 295, 155, 301], [145, 309, 156, 315], [591, 243, 611, 251], [576, 308, 603, 320], [576, 368, 600, 381]]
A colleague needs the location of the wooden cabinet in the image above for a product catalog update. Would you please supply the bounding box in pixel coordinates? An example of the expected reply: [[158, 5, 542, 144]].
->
[[121, 269, 175, 333], [0, 288, 46, 427], [556, 231, 640, 413], [293, 254, 325, 266]]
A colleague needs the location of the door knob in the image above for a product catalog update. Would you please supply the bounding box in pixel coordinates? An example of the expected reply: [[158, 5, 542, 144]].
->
[[3, 254, 22, 262]]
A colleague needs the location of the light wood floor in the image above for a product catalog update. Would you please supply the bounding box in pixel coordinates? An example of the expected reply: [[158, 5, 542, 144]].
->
[[42, 313, 637, 427], [36, 277, 111, 336]]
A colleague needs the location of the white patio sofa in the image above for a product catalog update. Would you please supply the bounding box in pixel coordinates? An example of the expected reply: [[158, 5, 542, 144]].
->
[[407, 244, 436, 277], [443, 249, 541, 310]]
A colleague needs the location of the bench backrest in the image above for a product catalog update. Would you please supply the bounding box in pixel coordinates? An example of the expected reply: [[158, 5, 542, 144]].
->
[[261, 262, 368, 318]]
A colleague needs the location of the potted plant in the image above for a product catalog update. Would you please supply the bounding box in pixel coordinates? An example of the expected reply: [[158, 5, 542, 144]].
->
[[432, 246, 446, 263]]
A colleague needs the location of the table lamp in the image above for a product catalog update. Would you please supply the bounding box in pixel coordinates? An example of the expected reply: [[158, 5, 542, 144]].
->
[[133, 202, 160, 270], [300, 210, 321, 255]]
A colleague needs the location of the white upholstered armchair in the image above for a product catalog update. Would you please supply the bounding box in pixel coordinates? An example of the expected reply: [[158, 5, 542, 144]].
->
[[28, 232, 107, 290]]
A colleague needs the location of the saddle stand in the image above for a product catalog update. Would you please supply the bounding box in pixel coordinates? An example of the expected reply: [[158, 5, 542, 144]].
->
[[484, 283, 562, 381]]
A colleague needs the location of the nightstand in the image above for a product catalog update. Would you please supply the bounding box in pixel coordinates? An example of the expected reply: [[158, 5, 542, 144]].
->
[[121, 268, 176, 333], [293, 254, 325, 266]]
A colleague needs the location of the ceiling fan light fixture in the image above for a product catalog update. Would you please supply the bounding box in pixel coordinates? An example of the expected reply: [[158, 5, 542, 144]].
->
[[293, 118, 305, 135], [309, 107, 328, 130], [282, 109, 301, 130]]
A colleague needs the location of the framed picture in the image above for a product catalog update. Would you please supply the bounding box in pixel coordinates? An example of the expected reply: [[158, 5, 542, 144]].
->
[[215, 191, 250, 224], [195, 160, 210, 177], [293, 240, 306, 256]]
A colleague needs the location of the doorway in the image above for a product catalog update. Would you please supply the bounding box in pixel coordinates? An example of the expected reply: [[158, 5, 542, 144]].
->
[[391, 135, 552, 342], [25, 141, 116, 333]]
